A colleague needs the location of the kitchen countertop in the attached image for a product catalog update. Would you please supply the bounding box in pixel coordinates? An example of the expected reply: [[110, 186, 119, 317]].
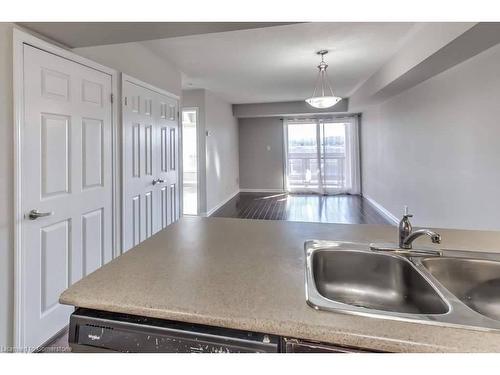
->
[[60, 217, 500, 352]]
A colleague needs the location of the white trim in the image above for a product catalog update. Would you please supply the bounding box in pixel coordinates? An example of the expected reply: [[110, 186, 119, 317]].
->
[[113, 71, 121, 259], [205, 190, 240, 217], [282, 119, 289, 192], [363, 194, 399, 225], [13, 28, 120, 349], [239, 188, 286, 193]]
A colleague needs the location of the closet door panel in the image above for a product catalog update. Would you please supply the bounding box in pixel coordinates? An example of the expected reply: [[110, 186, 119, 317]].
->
[[122, 78, 180, 252]]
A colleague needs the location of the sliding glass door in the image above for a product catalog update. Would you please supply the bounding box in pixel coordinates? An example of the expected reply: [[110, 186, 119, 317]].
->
[[321, 121, 347, 192], [286, 121, 320, 192], [285, 117, 360, 195]]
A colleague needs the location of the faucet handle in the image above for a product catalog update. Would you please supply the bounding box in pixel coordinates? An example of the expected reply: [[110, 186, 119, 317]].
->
[[403, 206, 413, 218]]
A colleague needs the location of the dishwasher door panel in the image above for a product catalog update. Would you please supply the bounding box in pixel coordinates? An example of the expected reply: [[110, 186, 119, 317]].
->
[[69, 308, 280, 353]]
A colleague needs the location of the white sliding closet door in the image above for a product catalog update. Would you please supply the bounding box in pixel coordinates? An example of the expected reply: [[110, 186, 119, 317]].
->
[[122, 76, 180, 252]]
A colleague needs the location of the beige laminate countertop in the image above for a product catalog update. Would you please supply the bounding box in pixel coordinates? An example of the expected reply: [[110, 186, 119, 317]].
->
[[60, 217, 500, 352]]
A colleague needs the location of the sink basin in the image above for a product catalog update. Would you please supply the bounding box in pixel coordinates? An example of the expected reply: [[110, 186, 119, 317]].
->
[[305, 241, 500, 331], [311, 249, 449, 315], [422, 257, 500, 321]]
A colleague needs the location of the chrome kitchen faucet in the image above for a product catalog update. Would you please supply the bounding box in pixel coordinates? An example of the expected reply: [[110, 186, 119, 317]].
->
[[398, 207, 441, 250], [371, 207, 442, 257]]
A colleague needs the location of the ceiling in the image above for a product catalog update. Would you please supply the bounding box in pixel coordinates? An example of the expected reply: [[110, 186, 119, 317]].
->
[[143, 22, 417, 104], [19, 22, 299, 48], [21, 22, 418, 104]]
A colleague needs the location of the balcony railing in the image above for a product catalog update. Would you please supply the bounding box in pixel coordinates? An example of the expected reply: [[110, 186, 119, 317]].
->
[[287, 153, 345, 189]]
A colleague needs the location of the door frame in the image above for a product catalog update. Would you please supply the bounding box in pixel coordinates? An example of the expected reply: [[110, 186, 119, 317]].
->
[[282, 119, 289, 192], [12, 28, 120, 349], [120, 74, 181, 249], [181, 106, 200, 216]]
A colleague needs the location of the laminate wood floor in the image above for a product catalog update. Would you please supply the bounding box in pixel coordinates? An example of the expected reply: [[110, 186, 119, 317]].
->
[[212, 193, 391, 225]]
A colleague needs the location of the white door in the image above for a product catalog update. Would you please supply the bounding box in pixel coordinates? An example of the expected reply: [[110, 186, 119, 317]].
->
[[122, 78, 180, 252], [22, 45, 114, 349], [159, 93, 180, 227]]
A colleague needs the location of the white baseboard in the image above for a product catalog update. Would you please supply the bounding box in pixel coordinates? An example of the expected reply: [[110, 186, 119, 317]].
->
[[239, 188, 286, 193], [363, 195, 399, 225], [205, 190, 240, 217]]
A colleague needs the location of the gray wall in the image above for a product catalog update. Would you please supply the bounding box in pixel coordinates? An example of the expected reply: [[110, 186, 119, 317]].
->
[[205, 90, 240, 213], [74, 42, 182, 96], [235, 101, 354, 193], [239, 117, 285, 191], [361, 42, 500, 231], [0, 22, 14, 350], [182, 89, 240, 215], [233, 99, 348, 118]]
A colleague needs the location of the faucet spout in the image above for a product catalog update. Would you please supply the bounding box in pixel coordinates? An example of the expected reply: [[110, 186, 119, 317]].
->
[[402, 229, 441, 249]]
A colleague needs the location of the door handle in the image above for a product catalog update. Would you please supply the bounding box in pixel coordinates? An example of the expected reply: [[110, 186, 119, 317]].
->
[[28, 209, 54, 220], [152, 178, 165, 186]]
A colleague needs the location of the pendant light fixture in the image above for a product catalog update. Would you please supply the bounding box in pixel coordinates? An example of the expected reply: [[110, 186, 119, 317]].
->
[[305, 50, 342, 109]]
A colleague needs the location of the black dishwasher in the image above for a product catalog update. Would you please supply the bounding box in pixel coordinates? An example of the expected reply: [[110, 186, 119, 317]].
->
[[69, 308, 280, 353], [282, 338, 371, 353]]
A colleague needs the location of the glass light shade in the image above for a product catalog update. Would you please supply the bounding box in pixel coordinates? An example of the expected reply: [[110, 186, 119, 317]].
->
[[305, 96, 342, 109]]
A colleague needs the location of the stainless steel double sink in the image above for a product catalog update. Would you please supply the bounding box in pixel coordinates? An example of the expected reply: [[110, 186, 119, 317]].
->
[[305, 240, 500, 330]]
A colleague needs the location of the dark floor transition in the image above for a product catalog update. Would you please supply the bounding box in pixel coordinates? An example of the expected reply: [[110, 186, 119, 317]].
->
[[211, 192, 391, 225]]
